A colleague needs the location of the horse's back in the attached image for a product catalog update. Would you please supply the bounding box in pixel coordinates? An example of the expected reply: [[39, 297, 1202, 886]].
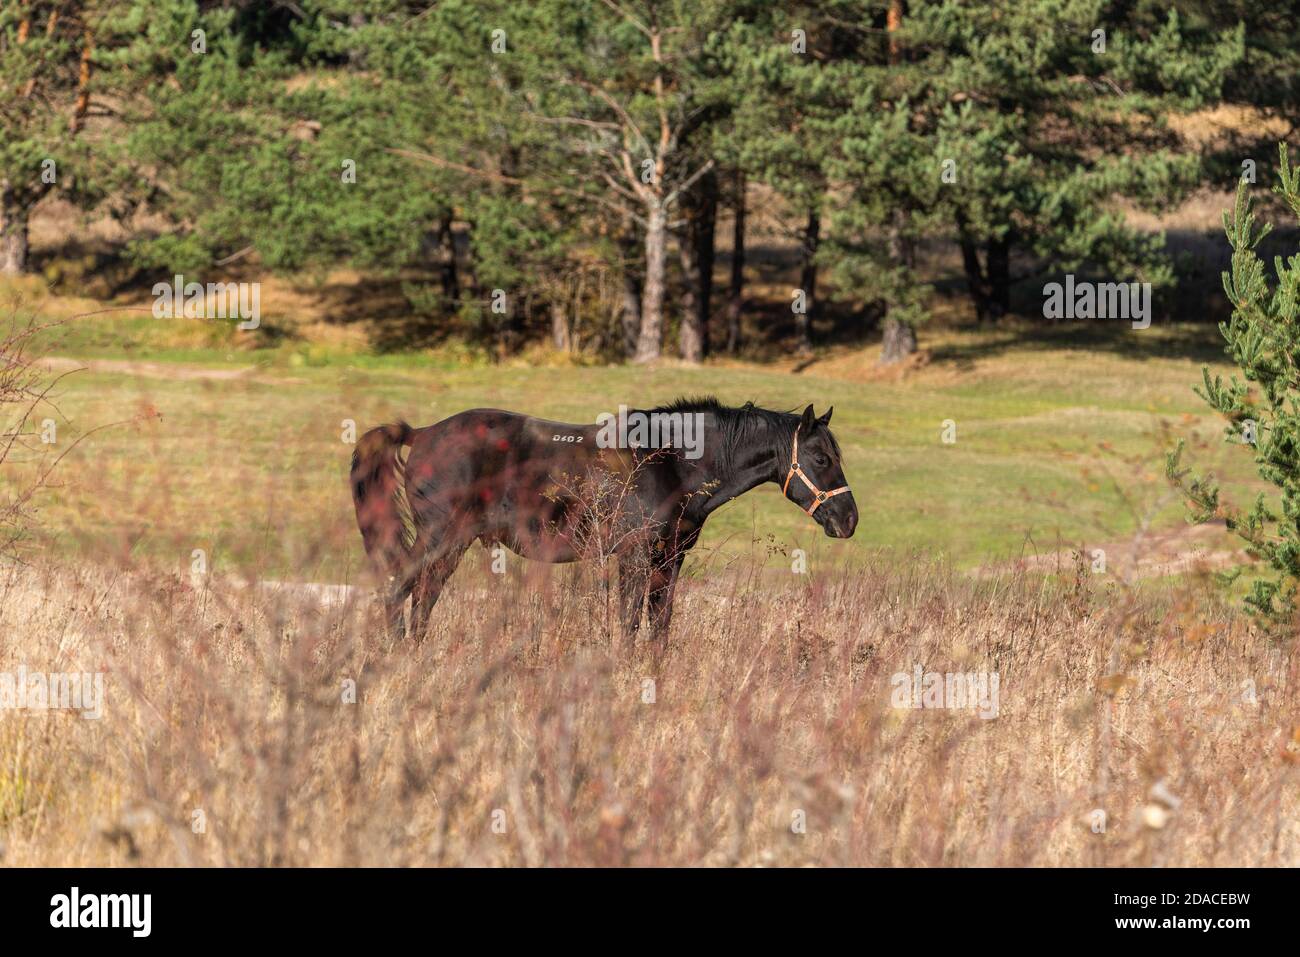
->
[[405, 406, 615, 503], [413, 407, 601, 456]]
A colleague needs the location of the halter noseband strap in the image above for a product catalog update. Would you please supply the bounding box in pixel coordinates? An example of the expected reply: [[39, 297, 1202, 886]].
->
[[782, 430, 850, 516]]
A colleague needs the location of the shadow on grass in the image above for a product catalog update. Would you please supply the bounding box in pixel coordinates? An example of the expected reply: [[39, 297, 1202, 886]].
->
[[926, 318, 1228, 369], [30, 226, 1245, 366]]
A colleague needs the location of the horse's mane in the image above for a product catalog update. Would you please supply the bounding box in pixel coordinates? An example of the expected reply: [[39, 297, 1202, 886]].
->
[[646, 395, 840, 473]]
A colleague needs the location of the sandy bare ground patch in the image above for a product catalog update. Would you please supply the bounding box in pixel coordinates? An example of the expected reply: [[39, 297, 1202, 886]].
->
[[988, 520, 1247, 581], [248, 578, 357, 607]]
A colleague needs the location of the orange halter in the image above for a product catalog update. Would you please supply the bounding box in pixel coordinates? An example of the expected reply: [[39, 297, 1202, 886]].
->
[[782, 431, 851, 516]]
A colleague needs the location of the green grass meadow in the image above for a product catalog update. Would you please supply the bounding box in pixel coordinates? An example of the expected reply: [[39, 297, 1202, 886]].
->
[[9, 309, 1259, 584]]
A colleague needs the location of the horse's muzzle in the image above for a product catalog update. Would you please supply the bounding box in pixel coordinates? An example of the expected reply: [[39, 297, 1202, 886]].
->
[[822, 501, 858, 538]]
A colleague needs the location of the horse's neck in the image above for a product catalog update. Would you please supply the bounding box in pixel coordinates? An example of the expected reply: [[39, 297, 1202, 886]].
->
[[691, 417, 785, 519]]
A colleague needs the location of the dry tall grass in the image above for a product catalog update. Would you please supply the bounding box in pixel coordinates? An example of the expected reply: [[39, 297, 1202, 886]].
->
[[1, 549, 1295, 867]]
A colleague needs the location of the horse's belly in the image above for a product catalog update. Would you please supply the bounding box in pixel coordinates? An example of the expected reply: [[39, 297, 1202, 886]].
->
[[483, 505, 584, 563], [500, 534, 581, 563]]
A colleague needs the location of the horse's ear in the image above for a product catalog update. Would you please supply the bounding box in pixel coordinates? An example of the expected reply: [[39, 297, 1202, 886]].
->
[[800, 404, 816, 434], [818, 406, 833, 426]]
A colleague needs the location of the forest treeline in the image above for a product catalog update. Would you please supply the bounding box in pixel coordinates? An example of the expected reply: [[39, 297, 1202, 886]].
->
[[1, 1, 1297, 362]]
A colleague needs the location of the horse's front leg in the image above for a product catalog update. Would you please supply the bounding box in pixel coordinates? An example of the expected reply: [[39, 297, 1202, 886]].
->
[[618, 549, 649, 646], [646, 550, 686, 644]]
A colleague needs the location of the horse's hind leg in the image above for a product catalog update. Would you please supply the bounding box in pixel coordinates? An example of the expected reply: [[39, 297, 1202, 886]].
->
[[384, 576, 414, 640], [408, 539, 471, 641]]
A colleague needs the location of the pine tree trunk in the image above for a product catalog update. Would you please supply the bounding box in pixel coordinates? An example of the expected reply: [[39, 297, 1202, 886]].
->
[[678, 169, 717, 363], [679, 237, 702, 363], [988, 235, 1011, 317], [726, 170, 745, 354], [880, 315, 917, 364], [437, 216, 459, 304], [550, 296, 571, 352], [879, 0, 916, 366], [696, 171, 717, 354], [0, 184, 29, 276], [634, 202, 667, 363], [347, 13, 367, 68], [69, 29, 92, 134], [795, 208, 819, 355], [463, 222, 493, 341], [619, 232, 642, 358], [880, 207, 917, 365], [956, 212, 992, 322]]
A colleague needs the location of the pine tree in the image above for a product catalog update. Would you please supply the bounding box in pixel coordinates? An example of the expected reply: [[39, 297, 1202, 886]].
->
[[919, 3, 1243, 326], [1168, 144, 1300, 629], [115, 2, 316, 274], [722, 3, 1243, 363], [123, 3, 490, 344], [716, 4, 842, 357], [0, 1, 140, 275]]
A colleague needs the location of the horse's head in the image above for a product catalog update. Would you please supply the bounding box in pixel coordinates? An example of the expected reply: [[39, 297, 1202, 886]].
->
[[782, 405, 858, 538]]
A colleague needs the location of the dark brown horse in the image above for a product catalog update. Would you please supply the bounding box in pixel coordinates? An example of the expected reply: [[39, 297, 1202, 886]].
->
[[350, 397, 857, 642]]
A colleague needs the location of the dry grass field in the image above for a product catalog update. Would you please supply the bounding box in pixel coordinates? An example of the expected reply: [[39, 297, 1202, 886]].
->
[[2, 545, 1296, 867]]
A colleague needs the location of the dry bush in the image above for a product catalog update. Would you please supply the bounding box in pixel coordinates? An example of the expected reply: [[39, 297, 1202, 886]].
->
[[0, 546, 1296, 867], [0, 309, 63, 556]]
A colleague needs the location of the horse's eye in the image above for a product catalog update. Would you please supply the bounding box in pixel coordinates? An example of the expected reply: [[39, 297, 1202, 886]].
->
[[813, 454, 830, 469]]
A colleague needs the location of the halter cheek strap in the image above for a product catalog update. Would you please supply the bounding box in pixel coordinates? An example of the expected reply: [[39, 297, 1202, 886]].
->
[[782, 431, 851, 516]]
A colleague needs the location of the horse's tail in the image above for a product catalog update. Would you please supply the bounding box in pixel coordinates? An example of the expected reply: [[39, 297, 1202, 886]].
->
[[350, 421, 417, 575]]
